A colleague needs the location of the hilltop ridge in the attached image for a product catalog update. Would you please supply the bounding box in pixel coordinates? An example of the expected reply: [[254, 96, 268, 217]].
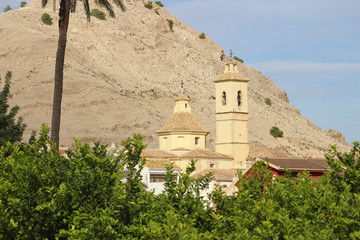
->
[[0, 0, 351, 157]]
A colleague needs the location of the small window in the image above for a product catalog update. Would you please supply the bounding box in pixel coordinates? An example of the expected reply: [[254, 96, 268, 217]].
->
[[185, 103, 187, 108], [237, 91, 242, 106], [150, 174, 166, 183], [210, 164, 215, 168], [223, 185, 228, 188], [222, 91, 226, 105], [195, 137, 200, 145], [150, 174, 176, 183]]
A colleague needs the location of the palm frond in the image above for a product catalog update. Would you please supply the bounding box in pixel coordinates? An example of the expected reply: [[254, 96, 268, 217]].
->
[[42, 0, 48, 8], [83, 0, 90, 22], [98, 0, 115, 18], [70, 0, 77, 13], [113, 0, 126, 12]]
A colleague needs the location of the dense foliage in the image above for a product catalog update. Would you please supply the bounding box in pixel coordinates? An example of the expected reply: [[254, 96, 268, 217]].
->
[[20, 1, 27, 8], [270, 126, 283, 138], [0, 71, 26, 146], [1, 125, 359, 239]]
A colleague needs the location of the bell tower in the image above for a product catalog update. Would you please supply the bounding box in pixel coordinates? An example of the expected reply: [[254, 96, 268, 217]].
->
[[214, 61, 249, 169]]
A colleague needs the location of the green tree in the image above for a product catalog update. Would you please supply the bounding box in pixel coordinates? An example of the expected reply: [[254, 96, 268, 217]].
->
[[41, 0, 126, 150], [199, 33, 206, 39], [265, 97, 272, 106], [41, 13, 53, 25], [166, 19, 174, 31], [155, 1, 164, 7], [0, 71, 26, 146], [234, 56, 244, 63], [20, 1, 27, 7], [4, 5, 12, 12], [270, 126, 283, 138]]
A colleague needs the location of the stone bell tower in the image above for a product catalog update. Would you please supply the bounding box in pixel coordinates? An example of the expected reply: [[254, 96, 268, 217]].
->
[[214, 61, 249, 169]]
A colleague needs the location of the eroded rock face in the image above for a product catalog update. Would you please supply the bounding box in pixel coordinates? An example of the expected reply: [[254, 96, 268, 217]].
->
[[0, 0, 351, 157], [325, 129, 346, 142]]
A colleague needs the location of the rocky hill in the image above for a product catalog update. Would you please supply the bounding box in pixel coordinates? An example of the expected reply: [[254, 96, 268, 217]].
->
[[0, 0, 351, 157]]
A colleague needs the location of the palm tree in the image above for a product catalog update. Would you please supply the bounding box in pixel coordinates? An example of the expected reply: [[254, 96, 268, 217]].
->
[[41, 0, 126, 149]]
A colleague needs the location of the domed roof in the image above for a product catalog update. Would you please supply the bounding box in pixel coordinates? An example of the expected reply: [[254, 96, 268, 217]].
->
[[157, 112, 208, 133]]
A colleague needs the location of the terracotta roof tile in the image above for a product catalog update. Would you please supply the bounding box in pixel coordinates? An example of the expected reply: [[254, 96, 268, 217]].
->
[[145, 159, 181, 170], [181, 148, 233, 159], [141, 149, 179, 158], [192, 168, 237, 181], [266, 158, 330, 171], [157, 112, 208, 132]]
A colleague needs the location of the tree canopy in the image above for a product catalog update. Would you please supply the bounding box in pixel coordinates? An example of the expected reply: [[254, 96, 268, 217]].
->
[[0, 126, 359, 238]]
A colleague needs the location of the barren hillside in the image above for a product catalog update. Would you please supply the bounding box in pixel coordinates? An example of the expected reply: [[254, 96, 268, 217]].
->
[[0, 0, 351, 157]]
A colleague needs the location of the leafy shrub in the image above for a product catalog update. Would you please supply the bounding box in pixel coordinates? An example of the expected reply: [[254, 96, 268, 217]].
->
[[166, 19, 174, 31], [20, 1, 27, 7], [41, 13, 53, 25], [270, 126, 283, 138], [90, 9, 106, 20], [265, 97, 272, 106], [199, 33, 206, 39], [4, 5, 12, 12], [234, 56, 244, 63], [144, 1, 153, 9], [155, 8, 160, 15], [155, 1, 164, 7]]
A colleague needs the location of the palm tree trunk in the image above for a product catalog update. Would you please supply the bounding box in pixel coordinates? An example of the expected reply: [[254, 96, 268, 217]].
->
[[50, 0, 70, 149]]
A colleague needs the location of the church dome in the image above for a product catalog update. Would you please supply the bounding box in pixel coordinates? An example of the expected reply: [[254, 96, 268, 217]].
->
[[157, 112, 207, 133]]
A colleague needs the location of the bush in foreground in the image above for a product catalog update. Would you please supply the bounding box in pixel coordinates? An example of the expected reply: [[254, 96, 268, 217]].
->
[[1, 123, 359, 239]]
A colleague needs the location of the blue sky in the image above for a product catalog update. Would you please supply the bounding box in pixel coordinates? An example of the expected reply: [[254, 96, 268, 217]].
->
[[2, 0, 359, 143], [162, 0, 360, 143]]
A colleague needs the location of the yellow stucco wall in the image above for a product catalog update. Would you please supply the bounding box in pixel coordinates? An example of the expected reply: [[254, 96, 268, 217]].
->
[[214, 62, 250, 169]]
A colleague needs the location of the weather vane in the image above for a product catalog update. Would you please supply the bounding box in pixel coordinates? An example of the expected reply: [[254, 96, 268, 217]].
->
[[181, 80, 184, 95]]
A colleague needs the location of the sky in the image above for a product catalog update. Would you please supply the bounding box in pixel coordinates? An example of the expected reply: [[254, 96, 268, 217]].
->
[[161, 0, 360, 143], [1, 0, 359, 143]]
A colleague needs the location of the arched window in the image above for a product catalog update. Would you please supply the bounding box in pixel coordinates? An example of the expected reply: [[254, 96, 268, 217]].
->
[[222, 91, 226, 106], [237, 91, 242, 106]]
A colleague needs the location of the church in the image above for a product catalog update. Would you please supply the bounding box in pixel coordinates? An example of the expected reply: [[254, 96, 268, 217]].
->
[[140, 60, 250, 192]]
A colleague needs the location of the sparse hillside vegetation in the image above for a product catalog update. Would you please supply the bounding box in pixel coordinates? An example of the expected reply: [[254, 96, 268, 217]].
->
[[270, 126, 283, 138], [144, 1, 153, 9], [155, 1, 164, 7], [90, 9, 106, 20], [234, 56, 244, 63], [20, 1, 27, 7], [265, 97, 272, 106], [4, 5, 12, 12], [199, 33, 206, 39], [41, 13, 53, 25], [166, 19, 174, 31]]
